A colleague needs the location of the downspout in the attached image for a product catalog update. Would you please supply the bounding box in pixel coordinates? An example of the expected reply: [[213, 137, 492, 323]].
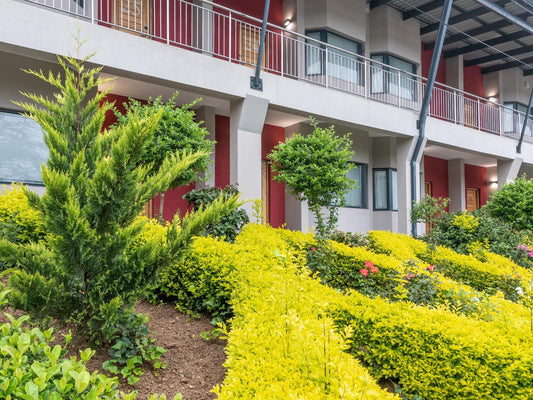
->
[[250, 0, 271, 91], [411, 0, 453, 236], [516, 88, 533, 154]]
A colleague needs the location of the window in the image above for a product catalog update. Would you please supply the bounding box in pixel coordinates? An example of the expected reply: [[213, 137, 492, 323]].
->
[[344, 163, 367, 208], [373, 168, 397, 211], [306, 29, 363, 84], [371, 54, 417, 101], [503, 102, 532, 135], [0, 110, 47, 185]]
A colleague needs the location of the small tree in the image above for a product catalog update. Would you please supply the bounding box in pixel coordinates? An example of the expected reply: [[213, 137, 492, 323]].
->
[[114, 94, 215, 218], [268, 119, 354, 238], [410, 194, 450, 240], [0, 40, 240, 344], [485, 175, 533, 231]]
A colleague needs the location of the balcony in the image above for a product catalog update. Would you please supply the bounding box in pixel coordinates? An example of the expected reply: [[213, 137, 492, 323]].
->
[[22, 0, 533, 142]]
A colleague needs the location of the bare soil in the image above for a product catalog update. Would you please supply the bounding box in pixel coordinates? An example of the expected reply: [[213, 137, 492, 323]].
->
[[17, 301, 227, 400]]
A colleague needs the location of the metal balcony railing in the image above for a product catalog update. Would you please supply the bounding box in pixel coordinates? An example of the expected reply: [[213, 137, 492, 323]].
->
[[23, 0, 533, 142]]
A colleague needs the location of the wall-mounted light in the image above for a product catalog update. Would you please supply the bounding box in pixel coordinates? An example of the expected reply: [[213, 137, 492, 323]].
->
[[283, 18, 294, 28], [489, 180, 498, 185], [488, 96, 497, 103]]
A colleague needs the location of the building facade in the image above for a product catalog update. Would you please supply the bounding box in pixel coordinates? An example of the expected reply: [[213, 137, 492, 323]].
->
[[1, 0, 532, 234]]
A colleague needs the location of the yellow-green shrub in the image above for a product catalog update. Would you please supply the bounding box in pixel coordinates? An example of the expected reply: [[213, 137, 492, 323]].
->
[[0, 184, 45, 244], [331, 291, 533, 400], [215, 224, 397, 399]]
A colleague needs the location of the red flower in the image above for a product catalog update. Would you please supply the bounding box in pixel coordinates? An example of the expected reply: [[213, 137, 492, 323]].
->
[[405, 273, 416, 281], [426, 265, 435, 271], [370, 265, 379, 274], [310, 247, 316, 251], [517, 274, 521, 279], [364, 261, 374, 268], [360, 269, 369, 277]]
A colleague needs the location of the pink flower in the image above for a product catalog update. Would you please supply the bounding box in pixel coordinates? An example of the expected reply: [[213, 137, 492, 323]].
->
[[310, 247, 316, 251], [529, 250, 533, 258], [405, 273, 416, 281], [426, 265, 435, 271], [360, 269, 369, 277], [370, 265, 379, 274]]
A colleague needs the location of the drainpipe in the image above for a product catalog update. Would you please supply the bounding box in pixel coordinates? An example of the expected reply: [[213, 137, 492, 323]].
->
[[250, 0, 271, 91], [411, 0, 453, 236], [516, 88, 533, 154]]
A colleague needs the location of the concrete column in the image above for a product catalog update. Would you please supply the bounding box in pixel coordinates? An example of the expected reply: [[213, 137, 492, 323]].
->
[[396, 136, 425, 234], [448, 158, 466, 212], [497, 158, 523, 189], [192, 0, 213, 54], [230, 94, 269, 216], [195, 105, 216, 189], [445, 55, 464, 90]]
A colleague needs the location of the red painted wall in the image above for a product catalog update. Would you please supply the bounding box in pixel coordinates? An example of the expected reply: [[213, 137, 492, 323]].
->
[[262, 124, 285, 228], [421, 42, 446, 84], [215, 115, 230, 188], [215, 0, 283, 25], [465, 164, 487, 207], [424, 156, 449, 205], [463, 65, 484, 98]]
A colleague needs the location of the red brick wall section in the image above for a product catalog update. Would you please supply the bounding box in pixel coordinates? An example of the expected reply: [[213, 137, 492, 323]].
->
[[215, 115, 230, 188], [262, 124, 285, 228], [424, 156, 449, 210], [463, 65, 484, 98], [421, 42, 446, 84], [465, 164, 487, 207]]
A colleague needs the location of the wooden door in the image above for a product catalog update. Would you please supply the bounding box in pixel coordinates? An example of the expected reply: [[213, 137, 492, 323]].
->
[[239, 24, 267, 68], [112, 0, 153, 36], [466, 188, 480, 212]]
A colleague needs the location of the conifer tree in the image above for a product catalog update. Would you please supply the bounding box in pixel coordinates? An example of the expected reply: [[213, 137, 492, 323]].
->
[[0, 38, 241, 339]]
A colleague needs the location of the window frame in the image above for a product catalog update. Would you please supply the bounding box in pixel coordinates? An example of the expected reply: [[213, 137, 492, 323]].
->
[[503, 101, 532, 135], [305, 29, 363, 84], [0, 108, 47, 186], [370, 53, 417, 101], [373, 168, 398, 211], [343, 162, 367, 209]]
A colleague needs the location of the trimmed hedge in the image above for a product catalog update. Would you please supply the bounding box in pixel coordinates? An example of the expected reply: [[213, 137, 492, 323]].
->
[[331, 291, 533, 400], [0, 184, 45, 244]]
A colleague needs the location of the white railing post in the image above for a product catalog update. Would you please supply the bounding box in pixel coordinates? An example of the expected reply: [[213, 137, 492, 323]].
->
[[453, 90, 457, 123], [228, 12, 232, 62], [91, 0, 95, 23], [281, 30, 284, 77], [477, 98, 481, 130], [364, 59, 368, 99], [166, 0, 170, 45], [397, 70, 401, 108], [499, 105, 503, 136], [325, 46, 329, 88]]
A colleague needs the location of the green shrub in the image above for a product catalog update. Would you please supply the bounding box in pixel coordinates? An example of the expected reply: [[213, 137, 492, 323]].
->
[[0, 184, 45, 244], [329, 230, 370, 247], [331, 291, 533, 400], [485, 176, 533, 231], [184, 185, 249, 243]]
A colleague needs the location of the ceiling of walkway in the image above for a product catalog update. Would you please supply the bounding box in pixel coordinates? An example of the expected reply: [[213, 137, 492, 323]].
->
[[371, 0, 533, 75]]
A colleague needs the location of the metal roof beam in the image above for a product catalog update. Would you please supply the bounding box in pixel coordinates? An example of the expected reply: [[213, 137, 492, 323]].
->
[[424, 15, 527, 50], [473, 0, 533, 34], [403, 0, 442, 20], [481, 55, 533, 74], [444, 31, 530, 58], [524, 69, 533, 76], [464, 45, 533, 66], [370, 0, 390, 10], [420, 0, 507, 35]]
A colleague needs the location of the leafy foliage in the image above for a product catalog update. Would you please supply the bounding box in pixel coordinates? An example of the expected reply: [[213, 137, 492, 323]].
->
[[0, 40, 241, 382], [0, 184, 45, 245], [268, 119, 354, 238], [114, 93, 214, 188], [410, 194, 449, 241], [184, 185, 249, 242], [485, 175, 533, 231]]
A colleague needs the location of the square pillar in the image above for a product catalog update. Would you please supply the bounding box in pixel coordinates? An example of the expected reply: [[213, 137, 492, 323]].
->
[[497, 158, 523, 189], [230, 94, 269, 216], [448, 158, 466, 212]]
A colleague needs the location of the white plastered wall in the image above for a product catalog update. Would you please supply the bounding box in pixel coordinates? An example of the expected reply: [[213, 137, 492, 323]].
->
[[368, 5, 421, 68]]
